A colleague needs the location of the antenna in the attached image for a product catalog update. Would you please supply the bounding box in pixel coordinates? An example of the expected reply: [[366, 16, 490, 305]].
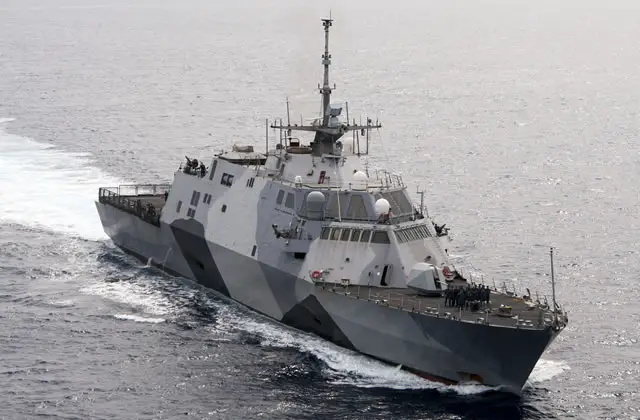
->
[[346, 101, 352, 151], [320, 17, 334, 126], [286, 97, 291, 146], [355, 118, 361, 156], [265, 118, 269, 154], [416, 186, 426, 218], [286, 97, 291, 125], [365, 117, 370, 154], [550, 247, 558, 325]]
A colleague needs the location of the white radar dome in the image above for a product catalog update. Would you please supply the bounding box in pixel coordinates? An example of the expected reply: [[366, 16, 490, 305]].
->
[[374, 198, 390, 215], [306, 191, 325, 203], [294, 175, 303, 185], [353, 171, 368, 181], [306, 191, 326, 221]]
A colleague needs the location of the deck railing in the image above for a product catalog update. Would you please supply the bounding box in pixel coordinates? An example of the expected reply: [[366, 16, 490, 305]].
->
[[314, 280, 560, 330], [454, 265, 563, 314], [98, 186, 166, 227], [115, 184, 171, 196], [272, 168, 405, 192]]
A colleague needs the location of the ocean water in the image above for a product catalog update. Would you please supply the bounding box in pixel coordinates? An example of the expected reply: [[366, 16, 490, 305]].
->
[[1, 0, 639, 418]]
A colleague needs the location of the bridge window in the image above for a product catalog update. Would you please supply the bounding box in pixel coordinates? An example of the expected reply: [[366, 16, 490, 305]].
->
[[285, 192, 295, 209], [360, 230, 371, 243], [350, 229, 362, 242], [406, 228, 413, 240], [187, 208, 196, 218], [276, 190, 285, 205], [340, 229, 351, 241], [330, 228, 341, 241], [320, 227, 330, 240], [371, 231, 390, 244], [176, 200, 182, 213]]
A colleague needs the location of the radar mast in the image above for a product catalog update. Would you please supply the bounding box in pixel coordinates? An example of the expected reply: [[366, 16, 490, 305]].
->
[[320, 17, 333, 126], [270, 17, 382, 156]]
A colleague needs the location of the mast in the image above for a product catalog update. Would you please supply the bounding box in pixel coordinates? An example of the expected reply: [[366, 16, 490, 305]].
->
[[269, 17, 381, 154], [320, 17, 333, 126], [286, 97, 291, 146], [550, 247, 558, 324], [416, 186, 426, 217], [265, 118, 269, 154]]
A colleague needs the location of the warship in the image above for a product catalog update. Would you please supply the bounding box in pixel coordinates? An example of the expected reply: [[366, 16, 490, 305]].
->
[[96, 18, 568, 395]]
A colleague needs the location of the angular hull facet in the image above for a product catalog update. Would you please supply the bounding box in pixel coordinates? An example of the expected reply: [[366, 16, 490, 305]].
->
[[96, 202, 557, 394]]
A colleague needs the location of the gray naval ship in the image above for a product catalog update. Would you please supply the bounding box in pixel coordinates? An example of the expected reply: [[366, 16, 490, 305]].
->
[[96, 18, 568, 395]]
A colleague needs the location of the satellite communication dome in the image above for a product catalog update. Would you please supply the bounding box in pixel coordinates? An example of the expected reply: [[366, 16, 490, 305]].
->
[[353, 171, 367, 181], [374, 198, 390, 215], [306, 191, 326, 220], [307, 191, 325, 203]]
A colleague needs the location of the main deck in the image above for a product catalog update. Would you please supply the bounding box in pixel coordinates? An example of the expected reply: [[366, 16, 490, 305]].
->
[[314, 278, 558, 329], [98, 184, 170, 227]]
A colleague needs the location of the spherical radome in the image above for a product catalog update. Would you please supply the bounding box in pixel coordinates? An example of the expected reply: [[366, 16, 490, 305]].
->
[[353, 171, 368, 181], [307, 191, 325, 203], [374, 198, 390, 215]]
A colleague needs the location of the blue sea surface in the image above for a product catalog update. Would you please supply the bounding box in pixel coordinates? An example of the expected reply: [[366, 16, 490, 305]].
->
[[1, 0, 640, 418]]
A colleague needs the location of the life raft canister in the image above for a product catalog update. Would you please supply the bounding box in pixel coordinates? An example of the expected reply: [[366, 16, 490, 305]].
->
[[311, 270, 322, 280]]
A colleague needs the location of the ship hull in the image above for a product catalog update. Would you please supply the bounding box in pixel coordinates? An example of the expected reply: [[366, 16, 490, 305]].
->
[[96, 202, 558, 395]]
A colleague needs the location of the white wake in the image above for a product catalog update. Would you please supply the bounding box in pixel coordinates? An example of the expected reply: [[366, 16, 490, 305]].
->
[[113, 314, 167, 324], [526, 359, 570, 386], [0, 118, 123, 240]]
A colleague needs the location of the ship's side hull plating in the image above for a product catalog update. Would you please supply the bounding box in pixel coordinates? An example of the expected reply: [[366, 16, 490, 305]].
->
[[96, 202, 556, 394]]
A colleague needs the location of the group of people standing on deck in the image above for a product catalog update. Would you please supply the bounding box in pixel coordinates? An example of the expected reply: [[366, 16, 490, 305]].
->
[[444, 284, 491, 311]]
